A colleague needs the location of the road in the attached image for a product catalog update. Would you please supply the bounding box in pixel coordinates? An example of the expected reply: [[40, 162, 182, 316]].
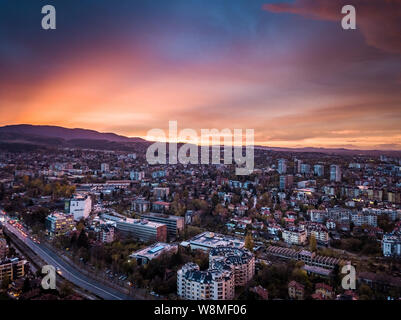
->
[[1, 212, 133, 300]]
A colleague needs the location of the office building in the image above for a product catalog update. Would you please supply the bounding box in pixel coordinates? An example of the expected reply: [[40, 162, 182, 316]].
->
[[141, 212, 184, 240], [68, 194, 92, 221], [130, 243, 178, 265], [45, 212, 75, 235], [181, 232, 244, 252], [102, 214, 167, 242]]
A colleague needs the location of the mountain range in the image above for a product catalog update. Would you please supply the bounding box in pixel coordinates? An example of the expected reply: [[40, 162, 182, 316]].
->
[[0, 124, 400, 156]]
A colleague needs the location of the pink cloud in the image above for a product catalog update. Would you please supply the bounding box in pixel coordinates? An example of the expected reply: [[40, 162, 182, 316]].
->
[[263, 0, 401, 54]]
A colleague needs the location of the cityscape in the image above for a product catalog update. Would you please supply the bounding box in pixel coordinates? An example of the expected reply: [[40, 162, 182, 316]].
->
[[0, 0, 401, 307], [0, 127, 400, 301]]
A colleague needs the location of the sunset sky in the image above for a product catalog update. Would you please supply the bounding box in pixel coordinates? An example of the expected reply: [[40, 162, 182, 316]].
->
[[0, 0, 400, 149]]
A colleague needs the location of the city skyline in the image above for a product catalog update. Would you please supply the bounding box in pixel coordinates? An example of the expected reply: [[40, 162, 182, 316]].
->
[[0, 0, 400, 150]]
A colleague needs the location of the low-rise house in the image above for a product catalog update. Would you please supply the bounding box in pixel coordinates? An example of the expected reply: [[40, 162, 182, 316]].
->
[[288, 281, 304, 300]]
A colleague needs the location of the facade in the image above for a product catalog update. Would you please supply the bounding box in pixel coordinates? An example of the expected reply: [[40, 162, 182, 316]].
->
[[282, 227, 307, 245], [288, 281, 304, 300], [314, 164, 324, 177], [209, 247, 255, 287], [130, 170, 145, 181], [330, 165, 342, 182], [130, 242, 178, 265], [177, 247, 254, 300], [100, 163, 109, 173], [382, 233, 401, 257], [45, 212, 75, 235], [304, 222, 329, 245], [153, 187, 170, 200], [278, 159, 287, 174], [131, 197, 150, 213], [103, 215, 167, 242], [0, 258, 27, 282], [0, 237, 8, 260], [280, 175, 294, 190], [300, 163, 311, 175], [141, 212, 184, 240], [68, 194, 92, 221], [351, 213, 377, 227], [177, 263, 235, 300], [98, 225, 115, 243]]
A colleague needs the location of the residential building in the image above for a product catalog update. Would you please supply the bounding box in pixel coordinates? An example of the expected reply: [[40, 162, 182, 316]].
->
[[300, 163, 311, 175], [312, 283, 334, 300], [177, 247, 254, 300], [130, 170, 145, 181], [382, 233, 401, 257], [280, 175, 294, 190], [131, 197, 150, 213], [314, 164, 324, 177], [177, 263, 235, 300], [209, 247, 255, 287], [0, 258, 27, 282], [0, 238, 8, 260], [282, 226, 307, 245], [278, 159, 287, 174], [330, 165, 342, 182], [97, 225, 115, 243], [100, 163, 109, 173], [288, 281, 304, 300]]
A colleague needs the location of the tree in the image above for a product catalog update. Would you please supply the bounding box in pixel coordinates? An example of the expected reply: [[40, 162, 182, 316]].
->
[[77, 230, 89, 249], [22, 278, 31, 293], [59, 281, 74, 297], [245, 233, 254, 251], [309, 234, 317, 252], [1, 275, 10, 290]]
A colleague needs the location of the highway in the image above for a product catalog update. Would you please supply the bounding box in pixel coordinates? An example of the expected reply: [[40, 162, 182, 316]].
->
[[1, 211, 133, 300]]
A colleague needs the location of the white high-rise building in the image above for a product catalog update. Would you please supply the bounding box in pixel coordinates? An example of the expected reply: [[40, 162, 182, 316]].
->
[[278, 159, 287, 174], [314, 164, 324, 177], [101, 163, 109, 173], [330, 165, 341, 182], [69, 194, 92, 221]]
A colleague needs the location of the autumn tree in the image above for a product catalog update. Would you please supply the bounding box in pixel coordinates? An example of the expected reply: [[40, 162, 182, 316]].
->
[[245, 232, 254, 251]]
